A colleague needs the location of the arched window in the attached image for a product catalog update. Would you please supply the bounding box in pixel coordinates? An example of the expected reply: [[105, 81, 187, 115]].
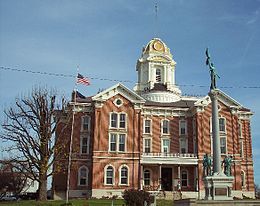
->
[[181, 170, 188, 187], [156, 68, 161, 83], [120, 165, 129, 185], [144, 169, 151, 186], [241, 170, 246, 187], [105, 165, 114, 185], [78, 166, 88, 186]]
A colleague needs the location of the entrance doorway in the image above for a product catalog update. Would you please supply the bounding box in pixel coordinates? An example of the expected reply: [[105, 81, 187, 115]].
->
[[161, 167, 172, 191]]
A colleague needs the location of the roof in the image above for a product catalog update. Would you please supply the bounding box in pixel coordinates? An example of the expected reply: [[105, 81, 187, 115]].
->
[[144, 99, 196, 108]]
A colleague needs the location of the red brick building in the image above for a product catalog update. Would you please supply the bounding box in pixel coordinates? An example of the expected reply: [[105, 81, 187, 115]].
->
[[53, 38, 255, 199]]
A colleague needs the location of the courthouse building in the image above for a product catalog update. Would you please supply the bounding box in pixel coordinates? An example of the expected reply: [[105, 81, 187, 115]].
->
[[53, 38, 255, 199]]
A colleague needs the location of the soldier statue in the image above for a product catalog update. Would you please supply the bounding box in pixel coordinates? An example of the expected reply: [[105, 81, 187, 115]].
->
[[203, 153, 212, 176], [223, 155, 232, 176], [206, 48, 220, 90]]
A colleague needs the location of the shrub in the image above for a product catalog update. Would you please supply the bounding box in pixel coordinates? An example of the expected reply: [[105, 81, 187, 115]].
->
[[123, 189, 152, 206]]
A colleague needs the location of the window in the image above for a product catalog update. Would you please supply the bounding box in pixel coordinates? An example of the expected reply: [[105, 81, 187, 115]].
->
[[110, 134, 117, 152], [144, 138, 151, 153], [241, 170, 246, 187], [220, 136, 226, 154], [78, 166, 88, 186], [180, 120, 187, 135], [144, 170, 151, 186], [180, 138, 187, 154], [162, 139, 170, 153], [120, 166, 128, 185], [162, 120, 169, 134], [81, 116, 90, 131], [119, 134, 126, 152], [144, 119, 151, 134], [156, 68, 161, 83], [239, 139, 244, 158], [80, 135, 89, 154], [219, 118, 226, 133], [105, 166, 114, 185], [181, 170, 188, 187], [238, 122, 243, 138], [110, 113, 118, 128], [119, 114, 126, 128], [109, 133, 126, 152], [110, 112, 127, 129]]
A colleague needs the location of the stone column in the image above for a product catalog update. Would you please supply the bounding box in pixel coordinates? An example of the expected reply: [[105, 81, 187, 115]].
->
[[140, 165, 143, 190], [209, 90, 222, 174]]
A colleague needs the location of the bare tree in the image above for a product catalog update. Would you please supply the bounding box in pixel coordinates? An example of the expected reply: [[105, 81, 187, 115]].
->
[[0, 87, 70, 201]]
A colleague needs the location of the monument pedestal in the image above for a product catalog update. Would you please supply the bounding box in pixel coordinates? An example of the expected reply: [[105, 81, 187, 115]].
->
[[203, 173, 234, 200]]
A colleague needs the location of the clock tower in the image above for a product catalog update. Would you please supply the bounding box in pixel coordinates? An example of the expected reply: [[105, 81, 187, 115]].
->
[[134, 38, 181, 102]]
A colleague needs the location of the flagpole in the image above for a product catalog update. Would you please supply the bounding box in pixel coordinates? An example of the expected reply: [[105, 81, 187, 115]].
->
[[66, 67, 79, 204]]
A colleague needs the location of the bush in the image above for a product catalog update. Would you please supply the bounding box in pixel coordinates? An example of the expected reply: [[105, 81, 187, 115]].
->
[[123, 189, 152, 206]]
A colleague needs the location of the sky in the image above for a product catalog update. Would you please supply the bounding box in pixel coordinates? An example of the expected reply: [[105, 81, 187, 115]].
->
[[0, 0, 260, 184]]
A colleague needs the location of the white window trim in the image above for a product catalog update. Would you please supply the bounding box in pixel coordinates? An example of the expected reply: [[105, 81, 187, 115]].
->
[[161, 119, 170, 135], [109, 112, 127, 130], [161, 138, 170, 153], [219, 116, 226, 134], [108, 133, 127, 153], [238, 121, 243, 139], [179, 137, 188, 154], [119, 112, 127, 129], [78, 166, 89, 186], [239, 138, 244, 158], [104, 164, 115, 186], [143, 137, 152, 153], [80, 134, 90, 154], [179, 120, 187, 136], [119, 164, 129, 186], [109, 112, 118, 129], [81, 115, 91, 132], [181, 169, 189, 187], [118, 133, 127, 152], [113, 98, 123, 107], [143, 118, 152, 135], [143, 169, 152, 186], [220, 135, 227, 155]]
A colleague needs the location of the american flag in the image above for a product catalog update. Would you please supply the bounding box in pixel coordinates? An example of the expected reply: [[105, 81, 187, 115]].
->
[[77, 73, 90, 86]]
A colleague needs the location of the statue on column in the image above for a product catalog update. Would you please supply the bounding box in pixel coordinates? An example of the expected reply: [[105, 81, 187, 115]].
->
[[223, 155, 232, 176], [206, 48, 220, 90], [203, 154, 212, 176]]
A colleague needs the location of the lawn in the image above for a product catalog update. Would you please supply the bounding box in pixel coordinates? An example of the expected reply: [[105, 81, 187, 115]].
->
[[0, 199, 173, 206]]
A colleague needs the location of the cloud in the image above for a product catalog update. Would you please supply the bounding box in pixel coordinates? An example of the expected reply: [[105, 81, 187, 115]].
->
[[247, 9, 259, 24]]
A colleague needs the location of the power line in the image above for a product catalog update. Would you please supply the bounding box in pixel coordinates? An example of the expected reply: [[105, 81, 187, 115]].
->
[[0, 66, 133, 83], [1, 66, 260, 89]]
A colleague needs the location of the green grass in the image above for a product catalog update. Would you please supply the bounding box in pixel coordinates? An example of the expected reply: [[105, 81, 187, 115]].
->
[[0, 199, 173, 206]]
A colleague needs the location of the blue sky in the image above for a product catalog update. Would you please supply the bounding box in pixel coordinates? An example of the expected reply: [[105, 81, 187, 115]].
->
[[0, 0, 260, 184]]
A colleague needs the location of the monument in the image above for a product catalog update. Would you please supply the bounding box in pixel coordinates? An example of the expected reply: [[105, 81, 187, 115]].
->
[[203, 48, 234, 200]]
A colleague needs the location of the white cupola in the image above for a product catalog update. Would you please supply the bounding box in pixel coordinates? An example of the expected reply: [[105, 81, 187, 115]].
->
[[134, 38, 181, 102]]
